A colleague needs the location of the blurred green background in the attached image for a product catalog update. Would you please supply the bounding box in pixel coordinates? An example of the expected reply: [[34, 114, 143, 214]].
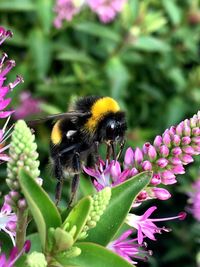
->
[[0, 0, 200, 266]]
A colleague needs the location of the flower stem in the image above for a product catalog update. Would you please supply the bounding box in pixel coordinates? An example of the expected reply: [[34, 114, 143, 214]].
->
[[16, 208, 28, 250]]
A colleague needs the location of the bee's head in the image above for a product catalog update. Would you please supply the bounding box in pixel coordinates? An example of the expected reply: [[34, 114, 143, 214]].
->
[[97, 111, 127, 143]]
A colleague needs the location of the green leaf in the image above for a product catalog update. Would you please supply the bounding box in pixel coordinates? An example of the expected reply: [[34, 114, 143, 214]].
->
[[18, 169, 62, 249], [56, 242, 134, 267], [0, 0, 35, 11], [27, 233, 42, 253], [36, 0, 53, 34], [106, 57, 130, 100], [62, 196, 92, 241], [28, 29, 52, 80], [162, 0, 181, 26], [74, 22, 120, 42], [85, 172, 152, 245], [133, 36, 170, 52], [56, 49, 94, 65]]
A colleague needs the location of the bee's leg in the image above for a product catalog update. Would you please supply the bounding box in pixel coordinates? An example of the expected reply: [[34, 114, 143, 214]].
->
[[94, 141, 100, 163], [68, 152, 80, 207], [106, 143, 112, 163], [54, 157, 64, 206], [111, 141, 116, 161], [116, 139, 126, 161]]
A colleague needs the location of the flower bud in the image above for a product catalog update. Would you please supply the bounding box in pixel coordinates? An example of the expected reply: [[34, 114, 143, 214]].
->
[[159, 145, 169, 157], [172, 165, 185, 174], [54, 228, 74, 252], [141, 160, 152, 171], [134, 147, 143, 164], [176, 122, 184, 135], [151, 188, 171, 200], [151, 173, 161, 185], [182, 136, 191, 145], [26, 252, 47, 267], [79, 187, 111, 239], [148, 145, 157, 161], [163, 133, 171, 147], [124, 147, 134, 167], [182, 146, 195, 155], [153, 135, 162, 147], [110, 161, 121, 180], [181, 154, 194, 164], [157, 158, 168, 168], [171, 147, 182, 156], [172, 135, 181, 146], [161, 171, 177, 185]]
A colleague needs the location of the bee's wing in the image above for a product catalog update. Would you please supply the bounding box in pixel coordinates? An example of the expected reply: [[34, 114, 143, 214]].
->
[[27, 111, 91, 126]]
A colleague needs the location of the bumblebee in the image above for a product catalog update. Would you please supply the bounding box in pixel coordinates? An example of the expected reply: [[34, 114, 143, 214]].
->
[[32, 96, 127, 206]]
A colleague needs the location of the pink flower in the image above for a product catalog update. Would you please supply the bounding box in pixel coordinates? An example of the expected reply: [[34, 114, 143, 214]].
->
[[0, 27, 12, 46], [0, 195, 17, 245], [0, 240, 31, 267], [107, 230, 151, 264], [14, 91, 42, 119], [187, 179, 200, 221], [126, 206, 186, 244], [87, 0, 127, 23], [54, 0, 84, 28], [84, 159, 130, 191]]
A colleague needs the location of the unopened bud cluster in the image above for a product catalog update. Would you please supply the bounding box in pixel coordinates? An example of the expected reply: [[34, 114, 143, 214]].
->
[[6, 120, 40, 208], [79, 187, 111, 239]]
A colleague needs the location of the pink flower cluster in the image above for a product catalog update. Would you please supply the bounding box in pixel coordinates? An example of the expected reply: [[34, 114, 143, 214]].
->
[[54, 0, 127, 27]]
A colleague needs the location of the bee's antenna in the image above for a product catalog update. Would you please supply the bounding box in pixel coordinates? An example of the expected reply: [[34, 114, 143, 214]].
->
[[116, 139, 126, 161]]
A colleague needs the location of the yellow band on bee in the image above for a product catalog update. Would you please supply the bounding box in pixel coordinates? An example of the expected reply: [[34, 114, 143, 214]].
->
[[51, 120, 62, 144], [85, 97, 120, 132]]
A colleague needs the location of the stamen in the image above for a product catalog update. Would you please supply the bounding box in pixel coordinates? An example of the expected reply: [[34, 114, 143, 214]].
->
[[9, 75, 24, 90], [0, 60, 16, 78], [150, 212, 187, 222]]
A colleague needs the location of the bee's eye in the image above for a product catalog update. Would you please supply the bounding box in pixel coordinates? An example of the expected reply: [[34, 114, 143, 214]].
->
[[106, 123, 115, 139]]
